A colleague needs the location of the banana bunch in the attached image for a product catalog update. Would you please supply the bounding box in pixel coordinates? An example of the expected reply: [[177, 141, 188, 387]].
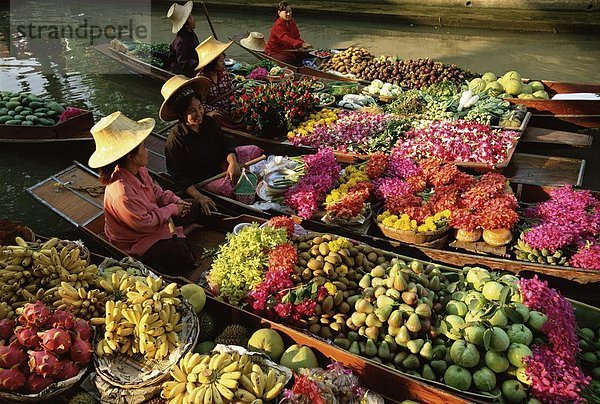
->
[[162, 351, 286, 404], [99, 270, 136, 300], [0, 301, 15, 320], [52, 281, 109, 319], [1, 237, 43, 307], [514, 237, 568, 266], [101, 263, 144, 279], [31, 243, 98, 288], [94, 276, 183, 361]]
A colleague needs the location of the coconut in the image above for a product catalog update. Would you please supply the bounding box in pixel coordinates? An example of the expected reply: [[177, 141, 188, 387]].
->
[[504, 79, 523, 96]]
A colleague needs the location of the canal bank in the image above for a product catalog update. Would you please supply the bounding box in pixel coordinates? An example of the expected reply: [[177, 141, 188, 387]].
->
[[169, 0, 600, 34]]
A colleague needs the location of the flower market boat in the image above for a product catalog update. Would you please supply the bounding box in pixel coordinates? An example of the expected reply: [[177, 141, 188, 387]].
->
[[24, 169, 600, 402]]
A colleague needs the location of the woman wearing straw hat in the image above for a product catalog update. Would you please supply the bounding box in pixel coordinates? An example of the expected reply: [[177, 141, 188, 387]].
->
[[264, 1, 311, 65], [167, 1, 200, 77], [160, 75, 263, 201], [89, 111, 201, 275], [194, 36, 239, 127]]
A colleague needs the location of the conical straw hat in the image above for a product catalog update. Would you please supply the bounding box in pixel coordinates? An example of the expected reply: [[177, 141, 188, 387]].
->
[[167, 1, 193, 34], [240, 32, 266, 52], [159, 75, 211, 121], [88, 111, 155, 168], [195, 36, 233, 71]]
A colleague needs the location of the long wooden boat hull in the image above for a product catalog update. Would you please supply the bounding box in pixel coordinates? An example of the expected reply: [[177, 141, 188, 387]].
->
[[92, 43, 175, 83], [0, 111, 94, 144]]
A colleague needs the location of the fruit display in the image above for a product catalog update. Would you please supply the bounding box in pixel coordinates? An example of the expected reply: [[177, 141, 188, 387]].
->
[[0, 237, 99, 317], [363, 79, 402, 99], [578, 326, 600, 402], [287, 109, 339, 140], [53, 281, 110, 320], [0, 91, 71, 126], [320, 47, 373, 77], [161, 350, 289, 403], [469, 71, 549, 100], [0, 301, 91, 395], [94, 274, 184, 361]]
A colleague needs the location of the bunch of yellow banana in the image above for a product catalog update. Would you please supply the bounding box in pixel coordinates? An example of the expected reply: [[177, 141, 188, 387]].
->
[[126, 276, 181, 312], [52, 281, 109, 319], [162, 351, 286, 404], [0, 301, 15, 320], [31, 245, 98, 289], [98, 270, 136, 300]]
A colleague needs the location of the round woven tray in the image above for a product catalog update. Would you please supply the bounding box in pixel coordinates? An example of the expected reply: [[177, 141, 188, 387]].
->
[[0, 367, 87, 403], [377, 222, 449, 245]]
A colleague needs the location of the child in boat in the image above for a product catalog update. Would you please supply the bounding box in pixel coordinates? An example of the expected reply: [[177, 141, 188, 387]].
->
[[160, 75, 263, 204], [167, 1, 200, 77], [264, 1, 312, 65], [89, 111, 201, 275], [194, 36, 241, 128]]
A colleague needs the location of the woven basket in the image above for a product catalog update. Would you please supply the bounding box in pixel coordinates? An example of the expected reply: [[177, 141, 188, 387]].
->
[[0, 367, 88, 403], [377, 222, 449, 245]]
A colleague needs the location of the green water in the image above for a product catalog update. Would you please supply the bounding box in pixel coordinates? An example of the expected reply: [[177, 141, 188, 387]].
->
[[0, 1, 599, 236]]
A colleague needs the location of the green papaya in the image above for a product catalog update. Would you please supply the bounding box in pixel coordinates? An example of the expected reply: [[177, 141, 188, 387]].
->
[[37, 118, 54, 126], [45, 110, 57, 117], [25, 115, 38, 123], [34, 112, 47, 118], [21, 120, 33, 126], [0, 108, 8, 115], [29, 101, 44, 109], [12, 115, 24, 121], [6, 101, 20, 110], [0, 91, 10, 97], [47, 101, 65, 114], [20, 98, 29, 106], [0, 116, 12, 123], [9, 97, 21, 102], [5, 120, 22, 125], [0, 101, 6, 108], [14, 106, 24, 114], [27, 94, 43, 102], [7, 110, 16, 117]]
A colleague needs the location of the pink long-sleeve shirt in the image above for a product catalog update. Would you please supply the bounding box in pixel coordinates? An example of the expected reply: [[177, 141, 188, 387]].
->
[[103, 166, 184, 257]]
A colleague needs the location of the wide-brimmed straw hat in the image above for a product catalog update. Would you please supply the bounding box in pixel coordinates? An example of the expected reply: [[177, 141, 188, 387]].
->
[[240, 32, 267, 52], [159, 75, 211, 121], [167, 1, 193, 34], [88, 111, 155, 169], [195, 36, 233, 71]]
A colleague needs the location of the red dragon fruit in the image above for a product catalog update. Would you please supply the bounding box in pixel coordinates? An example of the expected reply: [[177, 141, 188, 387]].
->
[[72, 318, 91, 341], [0, 368, 26, 392], [38, 328, 72, 355], [0, 345, 27, 368], [25, 373, 54, 394], [15, 326, 42, 350], [19, 301, 51, 328], [28, 350, 61, 378], [55, 359, 80, 381], [47, 310, 75, 330], [70, 337, 92, 365], [0, 319, 15, 340]]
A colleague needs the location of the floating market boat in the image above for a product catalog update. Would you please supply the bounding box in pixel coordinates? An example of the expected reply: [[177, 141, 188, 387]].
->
[[93, 43, 175, 83], [0, 110, 94, 144]]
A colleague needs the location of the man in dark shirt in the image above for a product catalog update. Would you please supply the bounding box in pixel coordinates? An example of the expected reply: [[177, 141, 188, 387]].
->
[[167, 1, 200, 77]]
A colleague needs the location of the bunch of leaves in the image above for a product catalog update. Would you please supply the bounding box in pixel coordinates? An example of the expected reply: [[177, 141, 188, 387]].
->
[[385, 89, 427, 116]]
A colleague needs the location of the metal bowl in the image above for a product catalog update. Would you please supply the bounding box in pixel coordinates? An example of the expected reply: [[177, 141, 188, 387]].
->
[[263, 169, 296, 194]]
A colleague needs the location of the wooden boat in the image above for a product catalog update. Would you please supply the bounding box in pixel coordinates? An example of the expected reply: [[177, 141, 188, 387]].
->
[[92, 43, 175, 83], [0, 110, 94, 144], [26, 164, 477, 403]]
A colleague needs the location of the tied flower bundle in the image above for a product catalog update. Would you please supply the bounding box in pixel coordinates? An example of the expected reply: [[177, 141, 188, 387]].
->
[[520, 185, 600, 268], [287, 109, 339, 140], [392, 120, 520, 166], [231, 78, 317, 137], [285, 149, 341, 219], [291, 110, 392, 154], [519, 276, 590, 402], [247, 67, 268, 80], [325, 165, 372, 221]]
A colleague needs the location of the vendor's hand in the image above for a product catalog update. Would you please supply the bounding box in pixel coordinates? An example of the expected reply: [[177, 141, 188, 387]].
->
[[175, 200, 192, 217], [302, 42, 312, 49], [227, 161, 241, 184], [195, 194, 217, 216]]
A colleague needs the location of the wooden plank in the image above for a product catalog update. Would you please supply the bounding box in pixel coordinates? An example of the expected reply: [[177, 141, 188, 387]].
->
[[503, 152, 585, 187], [521, 126, 593, 147]]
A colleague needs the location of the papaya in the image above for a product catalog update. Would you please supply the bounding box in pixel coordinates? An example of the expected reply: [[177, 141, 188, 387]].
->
[[37, 118, 54, 126], [6, 101, 20, 110], [29, 101, 44, 109], [0, 91, 10, 97], [0, 101, 6, 108], [34, 112, 47, 118], [5, 120, 22, 125], [0, 108, 7, 115], [10, 92, 21, 98], [9, 97, 21, 102], [12, 115, 24, 121], [34, 107, 49, 113], [27, 94, 43, 102], [47, 102, 65, 114], [20, 98, 29, 106], [45, 110, 57, 117], [25, 115, 38, 123], [21, 120, 33, 126], [14, 106, 24, 114], [7, 110, 16, 117], [0, 116, 12, 123]]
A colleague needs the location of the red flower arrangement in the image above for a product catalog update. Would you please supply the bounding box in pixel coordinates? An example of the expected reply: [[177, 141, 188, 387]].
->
[[325, 182, 371, 220], [265, 216, 296, 238]]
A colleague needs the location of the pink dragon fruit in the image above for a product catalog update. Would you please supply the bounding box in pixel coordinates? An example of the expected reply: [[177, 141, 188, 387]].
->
[[0, 345, 27, 368], [72, 318, 91, 341], [47, 310, 75, 330], [0, 368, 26, 392], [28, 350, 61, 378], [25, 373, 54, 394], [19, 301, 51, 328], [38, 328, 72, 355], [0, 319, 15, 340], [15, 326, 42, 350], [55, 359, 80, 381], [70, 337, 92, 364]]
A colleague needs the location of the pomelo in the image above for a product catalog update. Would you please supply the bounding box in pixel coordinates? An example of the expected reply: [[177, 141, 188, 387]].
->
[[248, 328, 285, 362], [280, 344, 318, 371], [180, 283, 206, 313]]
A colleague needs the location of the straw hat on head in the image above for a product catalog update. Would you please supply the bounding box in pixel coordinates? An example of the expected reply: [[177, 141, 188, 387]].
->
[[159, 75, 211, 122], [240, 32, 267, 52], [88, 111, 155, 169], [195, 36, 233, 71], [167, 1, 193, 34]]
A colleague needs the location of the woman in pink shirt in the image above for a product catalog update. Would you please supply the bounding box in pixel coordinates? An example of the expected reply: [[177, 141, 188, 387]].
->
[[88, 111, 200, 275]]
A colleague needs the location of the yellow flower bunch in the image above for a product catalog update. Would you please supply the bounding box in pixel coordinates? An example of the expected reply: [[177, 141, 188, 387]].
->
[[378, 209, 451, 232], [325, 165, 369, 204], [287, 109, 339, 139], [328, 236, 351, 253]]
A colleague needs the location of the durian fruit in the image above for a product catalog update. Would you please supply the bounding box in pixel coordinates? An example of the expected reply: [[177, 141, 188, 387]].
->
[[215, 324, 250, 347], [68, 392, 98, 404], [197, 311, 215, 342]]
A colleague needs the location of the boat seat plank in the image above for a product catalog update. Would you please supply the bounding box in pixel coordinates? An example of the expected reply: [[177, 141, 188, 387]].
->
[[504, 153, 585, 187], [521, 126, 593, 147]]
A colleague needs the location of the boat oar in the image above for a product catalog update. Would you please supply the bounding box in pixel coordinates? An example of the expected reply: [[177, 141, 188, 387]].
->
[[200, 2, 218, 40], [195, 155, 266, 188]]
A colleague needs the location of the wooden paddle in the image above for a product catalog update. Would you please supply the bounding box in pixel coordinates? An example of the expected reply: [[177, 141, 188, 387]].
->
[[200, 2, 218, 40], [196, 155, 267, 188]]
